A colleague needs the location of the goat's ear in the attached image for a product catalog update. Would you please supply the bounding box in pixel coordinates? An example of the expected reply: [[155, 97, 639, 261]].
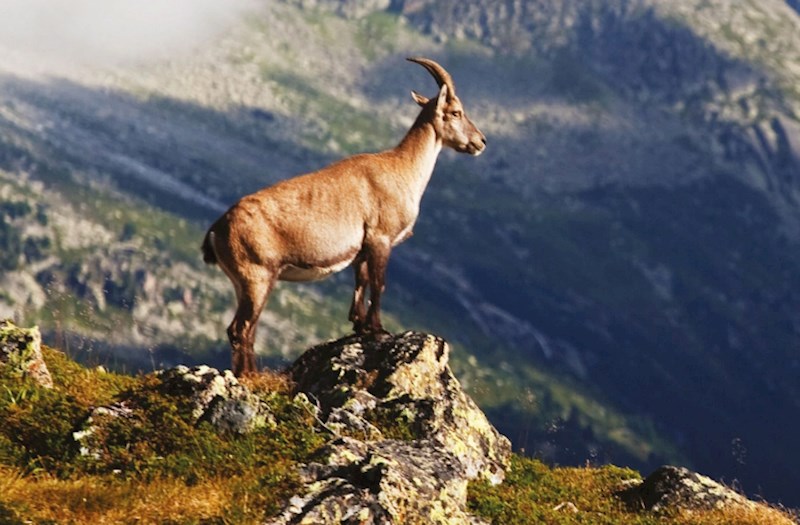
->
[[411, 90, 429, 107], [435, 84, 449, 109]]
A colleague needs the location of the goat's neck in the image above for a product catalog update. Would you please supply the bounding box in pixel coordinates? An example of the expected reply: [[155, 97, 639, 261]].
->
[[393, 121, 442, 203]]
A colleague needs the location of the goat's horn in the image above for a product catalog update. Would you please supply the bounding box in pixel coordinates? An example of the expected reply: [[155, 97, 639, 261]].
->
[[407, 57, 455, 98]]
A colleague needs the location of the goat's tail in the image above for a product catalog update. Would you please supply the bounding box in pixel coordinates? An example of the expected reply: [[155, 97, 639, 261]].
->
[[201, 230, 218, 265]]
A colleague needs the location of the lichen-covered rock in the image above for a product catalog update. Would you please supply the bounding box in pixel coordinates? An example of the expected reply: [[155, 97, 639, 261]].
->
[[618, 465, 755, 513], [271, 332, 510, 523], [266, 437, 488, 525], [0, 319, 53, 388], [73, 402, 136, 458], [155, 365, 275, 433], [289, 331, 512, 484]]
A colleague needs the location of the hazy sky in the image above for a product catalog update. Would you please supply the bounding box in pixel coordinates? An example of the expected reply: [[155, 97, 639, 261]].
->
[[0, 0, 255, 66]]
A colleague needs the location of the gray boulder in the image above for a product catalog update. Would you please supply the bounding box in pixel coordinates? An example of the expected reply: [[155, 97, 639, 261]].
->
[[289, 331, 511, 484], [618, 465, 757, 513], [155, 364, 275, 434]]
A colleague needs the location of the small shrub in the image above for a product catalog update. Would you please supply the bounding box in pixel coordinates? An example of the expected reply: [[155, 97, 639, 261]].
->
[[0, 384, 85, 473], [0, 218, 22, 271], [0, 432, 24, 467], [0, 500, 24, 525], [35, 204, 48, 226], [23, 236, 51, 263], [120, 222, 137, 241], [0, 201, 31, 220]]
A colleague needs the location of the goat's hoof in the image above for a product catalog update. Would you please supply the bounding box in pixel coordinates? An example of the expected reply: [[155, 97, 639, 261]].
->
[[353, 325, 390, 340], [368, 328, 392, 341]]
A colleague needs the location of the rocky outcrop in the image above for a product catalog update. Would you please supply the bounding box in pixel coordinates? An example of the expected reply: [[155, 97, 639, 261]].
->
[[154, 365, 275, 433], [69, 331, 509, 522], [268, 331, 512, 524], [289, 331, 511, 484], [0, 319, 52, 388], [269, 437, 487, 525], [618, 465, 756, 513]]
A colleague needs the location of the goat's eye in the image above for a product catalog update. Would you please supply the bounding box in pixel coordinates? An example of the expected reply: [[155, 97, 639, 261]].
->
[[450, 110, 462, 119]]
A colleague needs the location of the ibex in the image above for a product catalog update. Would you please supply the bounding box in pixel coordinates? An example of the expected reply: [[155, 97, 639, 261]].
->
[[202, 57, 486, 376]]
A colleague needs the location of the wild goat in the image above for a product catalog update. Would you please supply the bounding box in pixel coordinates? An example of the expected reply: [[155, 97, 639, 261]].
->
[[202, 57, 486, 376]]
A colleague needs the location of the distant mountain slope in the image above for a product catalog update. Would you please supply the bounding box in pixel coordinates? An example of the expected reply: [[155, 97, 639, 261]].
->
[[1, 0, 799, 507], [386, 0, 800, 505]]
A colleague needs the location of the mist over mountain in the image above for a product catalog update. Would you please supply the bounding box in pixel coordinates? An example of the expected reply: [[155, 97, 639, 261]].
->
[[1, 0, 799, 508], [0, 0, 255, 67]]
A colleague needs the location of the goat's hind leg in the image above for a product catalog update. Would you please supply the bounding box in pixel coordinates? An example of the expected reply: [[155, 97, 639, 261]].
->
[[349, 257, 369, 333], [227, 267, 275, 376]]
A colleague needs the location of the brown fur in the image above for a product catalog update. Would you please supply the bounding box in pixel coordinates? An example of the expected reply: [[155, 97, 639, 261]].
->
[[203, 57, 486, 376]]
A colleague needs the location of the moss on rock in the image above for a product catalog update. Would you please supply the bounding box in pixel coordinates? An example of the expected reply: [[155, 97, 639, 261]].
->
[[0, 319, 52, 388]]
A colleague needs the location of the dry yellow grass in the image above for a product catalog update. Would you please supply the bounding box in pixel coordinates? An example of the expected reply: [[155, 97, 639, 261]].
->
[[672, 504, 798, 525], [239, 368, 294, 396], [0, 465, 262, 524], [557, 463, 798, 525]]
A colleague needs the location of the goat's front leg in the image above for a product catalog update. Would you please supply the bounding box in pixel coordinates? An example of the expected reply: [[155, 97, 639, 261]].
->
[[349, 257, 369, 333], [364, 241, 391, 335]]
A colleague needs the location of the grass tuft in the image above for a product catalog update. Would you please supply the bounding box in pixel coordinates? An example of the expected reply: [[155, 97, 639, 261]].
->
[[239, 368, 295, 396]]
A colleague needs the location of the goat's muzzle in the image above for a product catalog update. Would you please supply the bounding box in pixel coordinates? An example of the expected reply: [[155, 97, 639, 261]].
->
[[467, 135, 487, 156]]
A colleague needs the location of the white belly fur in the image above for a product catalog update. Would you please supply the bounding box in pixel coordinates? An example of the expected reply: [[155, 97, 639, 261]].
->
[[279, 255, 356, 282], [278, 225, 410, 282]]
